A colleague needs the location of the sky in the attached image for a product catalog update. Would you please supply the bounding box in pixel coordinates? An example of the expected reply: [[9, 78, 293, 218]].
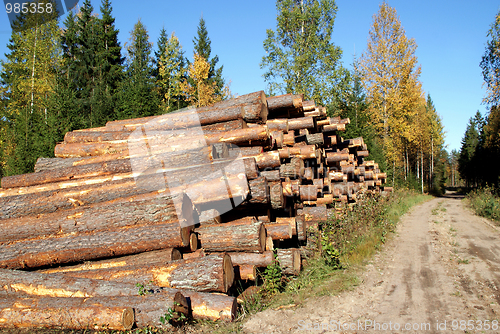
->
[[1, 0, 499, 153]]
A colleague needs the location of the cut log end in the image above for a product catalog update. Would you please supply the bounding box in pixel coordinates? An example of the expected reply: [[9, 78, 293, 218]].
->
[[122, 307, 135, 330], [223, 253, 235, 293]]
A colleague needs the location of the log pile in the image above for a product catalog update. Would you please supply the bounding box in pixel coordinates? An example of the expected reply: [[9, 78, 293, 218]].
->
[[0, 91, 388, 330]]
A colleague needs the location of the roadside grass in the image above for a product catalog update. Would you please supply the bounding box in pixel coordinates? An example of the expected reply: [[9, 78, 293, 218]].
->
[[465, 186, 500, 223]]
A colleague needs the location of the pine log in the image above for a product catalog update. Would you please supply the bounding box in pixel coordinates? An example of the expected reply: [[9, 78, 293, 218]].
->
[[303, 167, 314, 180], [280, 157, 304, 179], [326, 152, 349, 164], [289, 145, 317, 159], [295, 214, 307, 241], [269, 181, 285, 209], [276, 217, 297, 236], [178, 290, 237, 322], [235, 265, 257, 281], [283, 132, 295, 146], [300, 185, 318, 201], [229, 146, 264, 157], [266, 93, 303, 110], [306, 133, 324, 146], [64, 119, 247, 144], [226, 251, 274, 267], [0, 190, 194, 243], [182, 249, 205, 260], [282, 180, 300, 197], [270, 130, 284, 148], [302, 100, 316, 111], [260, 169, 281, 182], [302, 205, 328, 226], [0, 297, 134, 330], [266, 236, 274, 251], [0, 157, 254, 208], [264, 222, 292, 240], [41, 248, 182, 274], [252, 151, 281, 169], [199, 209, 221, 225], [54, 126, 269, 158], [248, 176, 269, 204], [0, 291, 189, 329], [55, 254, 234, 293], [277, 248, 301, 275], [303, 110, 320, 117], [196, 218, 266, 253], [0, 219, 196, 270], [105, 91, 268, 132], [266, 119, 289, 132], [288, 116, 315, 130], [323, 123, 346, 132], [0, 269, 168, 297]]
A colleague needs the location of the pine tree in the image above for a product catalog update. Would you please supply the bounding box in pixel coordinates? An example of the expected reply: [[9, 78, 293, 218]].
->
[[261, 0, 348, 106], [459, 112, 484, 187], [192, 17, 225, 98], [155, 28, 188, 112], [117, 19, 159, 119]]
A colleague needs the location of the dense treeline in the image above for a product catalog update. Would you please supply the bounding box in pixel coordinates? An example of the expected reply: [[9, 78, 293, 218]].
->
[[0, 0, 226, 176], [459, 9, 500, 188], [1, 0, 447, 195]]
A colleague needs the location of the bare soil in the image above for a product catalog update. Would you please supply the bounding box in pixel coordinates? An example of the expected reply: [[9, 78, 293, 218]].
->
[[243, 193, 500, 333]]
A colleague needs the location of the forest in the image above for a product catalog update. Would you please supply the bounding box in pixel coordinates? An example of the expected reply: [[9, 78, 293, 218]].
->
[[0, 0, 496, 197]]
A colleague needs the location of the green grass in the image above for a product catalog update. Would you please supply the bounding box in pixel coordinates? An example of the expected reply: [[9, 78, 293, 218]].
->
[[465, 186, 500, 223]]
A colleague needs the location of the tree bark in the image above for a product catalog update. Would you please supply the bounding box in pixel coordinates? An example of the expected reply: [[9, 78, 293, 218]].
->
[[266, 93, 303, 110], [53, 254, 234, 293], [306, 133, 324, 146], [0, 297, 134, 330], [235, 264, 257, 281], [0, 269, 170, 297], [248, 176, 269, 204], [266, 119, 289, 133], [260, 169, 281, 182], [276, 217, 297, 236], [40, 248, 182, 274], [195, 218, 266, 253], [264, 222, 292, 240], [276, 248, 301, 275], [0, 221, 195, 270], [226, 251, 274, 267], [299, 185, 318, 201], [269, 181, 284, 209], [288, 116, 314, 130], [0, 191, 195, 244], [280, 157, 304, 179], [177, 289, 237, 322]]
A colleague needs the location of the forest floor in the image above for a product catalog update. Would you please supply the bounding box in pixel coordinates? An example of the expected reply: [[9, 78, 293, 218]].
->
[[242, 192, 500, 333]]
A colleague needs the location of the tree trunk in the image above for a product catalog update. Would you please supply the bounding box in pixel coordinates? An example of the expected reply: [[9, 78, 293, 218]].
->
[[260, 169, 281, 182], [276, 248, 301, 275], [299, 185, 318, 201], [178, 289, 237, 322], [248, 176, 269, 204], [235, 264, 257, 281], [280, 157, 304, 179], [269, 181, 284, 209], [225, 251, 274, 267], [0, 191, 195, 243], [40, 248, 182, 274], [0, 269, 169, 297], [264, 222, 292, 240], [276, 217, 297, 236], [266, 119, 289, 133], [266, 93, 303, 110], [0, 297, 134, 330], [288, 116, 314, 130], [52, 254, 233, 293], [195, 218, 266, 253], [0, 220, 195, 270]]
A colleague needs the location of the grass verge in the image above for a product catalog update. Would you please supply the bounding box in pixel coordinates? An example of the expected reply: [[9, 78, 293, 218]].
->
[[465, 186, 500, 223]]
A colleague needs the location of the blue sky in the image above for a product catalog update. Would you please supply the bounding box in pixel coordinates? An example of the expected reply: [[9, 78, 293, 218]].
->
[[1, 0, 499, 153]]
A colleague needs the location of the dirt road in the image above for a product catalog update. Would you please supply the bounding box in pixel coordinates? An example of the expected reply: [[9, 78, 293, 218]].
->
[[243, 194, 500, 333]]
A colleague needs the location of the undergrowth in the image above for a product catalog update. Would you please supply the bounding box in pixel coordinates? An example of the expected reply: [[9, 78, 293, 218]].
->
[[465, 186, 500, 222]]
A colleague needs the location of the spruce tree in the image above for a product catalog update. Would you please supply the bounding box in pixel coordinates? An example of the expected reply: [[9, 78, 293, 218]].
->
[[117, 19, 159, 119], [155, 28, 188, 112], [192, 17, 225, 98]]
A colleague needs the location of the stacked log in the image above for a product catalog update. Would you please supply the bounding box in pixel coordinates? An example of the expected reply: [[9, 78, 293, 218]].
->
[[0, 91, 387, 329]]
